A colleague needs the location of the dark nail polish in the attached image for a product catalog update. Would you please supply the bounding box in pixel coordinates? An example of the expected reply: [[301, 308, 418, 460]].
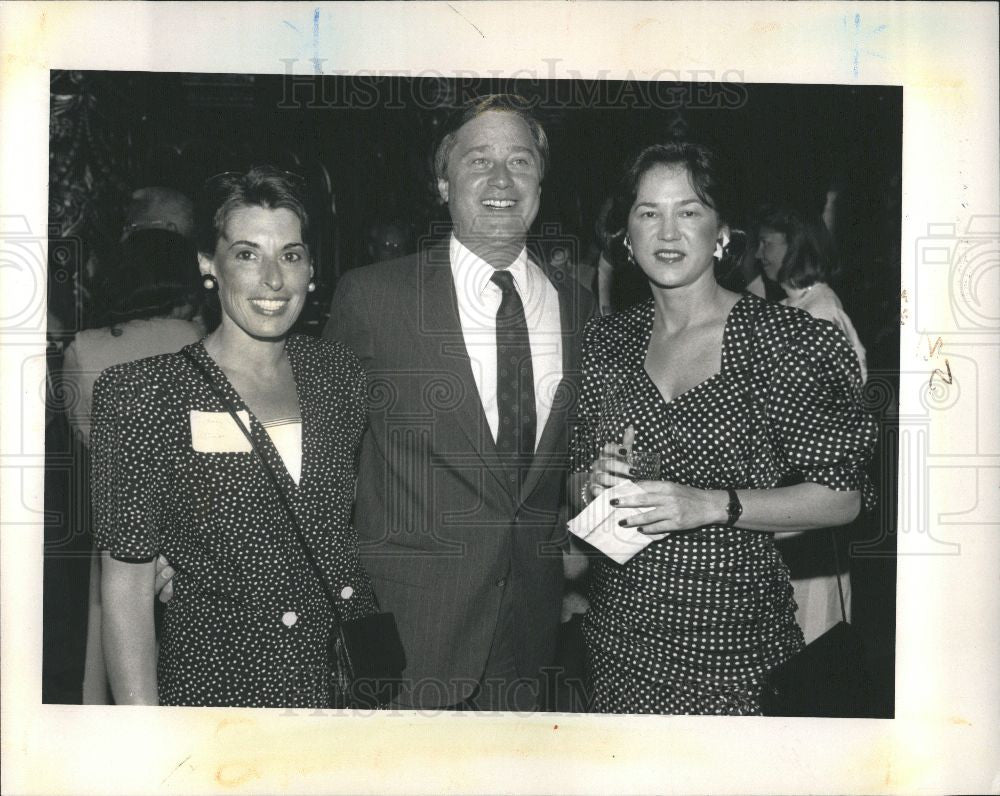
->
[[635, 526, 643, 533], [618, 519, 628, 527], [618, 447, 628, 457], [609, 498, 619, 506], [628, 467, 637, 477]]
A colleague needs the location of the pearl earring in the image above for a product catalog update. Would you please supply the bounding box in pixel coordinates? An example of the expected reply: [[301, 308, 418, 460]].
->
[[307, 281, 316, 293], [202, 274, 218, 290], [623, 236, 636, 265]]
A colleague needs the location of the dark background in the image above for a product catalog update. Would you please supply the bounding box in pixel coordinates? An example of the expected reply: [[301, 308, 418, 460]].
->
[[45, 71, 901, 714]]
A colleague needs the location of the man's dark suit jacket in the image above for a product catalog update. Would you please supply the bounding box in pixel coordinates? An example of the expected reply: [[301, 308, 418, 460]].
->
[[324, 239, 593, 708]]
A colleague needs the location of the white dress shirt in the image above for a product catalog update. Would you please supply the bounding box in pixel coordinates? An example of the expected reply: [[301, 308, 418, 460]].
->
[[449, 234, 563, 450]]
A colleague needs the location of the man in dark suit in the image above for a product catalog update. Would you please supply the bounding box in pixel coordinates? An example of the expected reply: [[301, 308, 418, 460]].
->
[[324, 95, 593, 710]]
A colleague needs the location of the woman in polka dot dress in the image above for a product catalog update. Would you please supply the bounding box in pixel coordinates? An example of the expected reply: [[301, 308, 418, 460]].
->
[[572, 143, 878, 714], [92, 167, 377, 707]]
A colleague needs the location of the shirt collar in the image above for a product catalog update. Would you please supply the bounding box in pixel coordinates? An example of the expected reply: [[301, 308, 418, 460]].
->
[[449, 233, 531, 302]]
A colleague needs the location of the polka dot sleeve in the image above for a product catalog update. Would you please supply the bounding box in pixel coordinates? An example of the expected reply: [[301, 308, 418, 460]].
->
[[90, 363, 177, 562], [765, 321, 879, 510]]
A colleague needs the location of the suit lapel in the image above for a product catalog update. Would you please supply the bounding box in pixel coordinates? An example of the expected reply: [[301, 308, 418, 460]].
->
[[414, 242, 515, 503]]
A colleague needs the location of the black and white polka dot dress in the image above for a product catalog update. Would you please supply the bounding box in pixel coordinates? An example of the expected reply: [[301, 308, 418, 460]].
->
[[570, 293, 878, 715], [91, 335, 378, 707]]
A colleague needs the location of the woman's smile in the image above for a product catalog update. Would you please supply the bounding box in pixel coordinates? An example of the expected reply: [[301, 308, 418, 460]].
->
[[652, 247, 685, 263], [248, 297, 291, 315]]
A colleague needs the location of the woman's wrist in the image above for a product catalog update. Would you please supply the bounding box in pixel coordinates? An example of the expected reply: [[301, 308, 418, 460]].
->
[[709, 489, 732, 526]]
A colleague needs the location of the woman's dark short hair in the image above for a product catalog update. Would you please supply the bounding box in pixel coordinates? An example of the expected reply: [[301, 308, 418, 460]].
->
[[106, 228, 200, 324], [195, 166, 310, 257], [756, 203, 835, 289], [433, 94, 549, 182], [604, 141, 734, 260]]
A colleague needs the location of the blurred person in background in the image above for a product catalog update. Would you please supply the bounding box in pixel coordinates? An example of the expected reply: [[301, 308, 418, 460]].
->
[[753, 202, 869, 644], [64, 190, 205, 703], [754, 203, 867, 382], [364, 216, 415, 264]]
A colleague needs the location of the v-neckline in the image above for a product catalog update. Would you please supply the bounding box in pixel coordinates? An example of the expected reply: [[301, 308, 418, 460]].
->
[[640, 293, 747, 408], [192, 339, 307, 491]]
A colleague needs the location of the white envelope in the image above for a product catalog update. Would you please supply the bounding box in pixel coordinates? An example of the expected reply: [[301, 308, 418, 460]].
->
[[568, 481, 654, 565], [189, 409, 253, 453]]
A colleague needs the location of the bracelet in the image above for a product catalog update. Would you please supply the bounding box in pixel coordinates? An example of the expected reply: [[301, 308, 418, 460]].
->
[[580, 475, 592, 508]]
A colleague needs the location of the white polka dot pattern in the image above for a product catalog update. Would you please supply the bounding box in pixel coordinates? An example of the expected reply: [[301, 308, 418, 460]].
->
[[570, 293, 878, 714], [90, 335, 378, 707]]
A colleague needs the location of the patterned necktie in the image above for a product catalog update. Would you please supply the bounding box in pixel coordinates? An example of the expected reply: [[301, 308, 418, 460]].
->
[[491, 270, 536, 486]]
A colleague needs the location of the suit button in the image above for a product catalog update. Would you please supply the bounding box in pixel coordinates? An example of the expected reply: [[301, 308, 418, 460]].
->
[[496, 576, 507, 588], [281, 611, 298, 627], [340, 586, 354, 600]]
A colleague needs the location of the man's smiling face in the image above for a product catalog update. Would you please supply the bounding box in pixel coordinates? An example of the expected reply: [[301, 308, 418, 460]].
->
[[437, 110, 542, 267]]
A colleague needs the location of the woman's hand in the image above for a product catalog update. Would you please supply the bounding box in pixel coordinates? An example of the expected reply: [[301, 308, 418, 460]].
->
[[155, 554, 176, 604], [612, 481, 862, 537], [611, 481, 727, 538], [584, 426, 635, 505]]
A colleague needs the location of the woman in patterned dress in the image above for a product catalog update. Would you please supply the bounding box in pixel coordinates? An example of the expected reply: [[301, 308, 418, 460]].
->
[[92, 167, 377, 706], [572, 143, 878, 714]]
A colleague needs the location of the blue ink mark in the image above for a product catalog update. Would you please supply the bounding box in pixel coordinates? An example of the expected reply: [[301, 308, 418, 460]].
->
[[312, 8, 321, 74], [283, 20, 299, 33], [844, 13, 888, 79]]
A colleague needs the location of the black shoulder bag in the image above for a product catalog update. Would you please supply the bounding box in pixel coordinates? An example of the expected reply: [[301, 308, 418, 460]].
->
[[182, 348, 406, 709], [760, 529, 872, 717]]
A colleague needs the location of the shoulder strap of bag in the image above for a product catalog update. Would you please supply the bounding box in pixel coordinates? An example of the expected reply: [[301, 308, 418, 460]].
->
[[181, 347, 354, 620], [829, 529, 849, 624]]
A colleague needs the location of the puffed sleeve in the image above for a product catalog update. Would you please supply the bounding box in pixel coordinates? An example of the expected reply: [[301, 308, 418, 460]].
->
[[569, 317, 605, 474], [765, 322, 879, 510], [90, 364, 175, 562]]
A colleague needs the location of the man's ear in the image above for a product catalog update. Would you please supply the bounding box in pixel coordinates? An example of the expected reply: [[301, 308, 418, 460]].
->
[[437, 177, 450, 204], [197, 252, 215, 277]]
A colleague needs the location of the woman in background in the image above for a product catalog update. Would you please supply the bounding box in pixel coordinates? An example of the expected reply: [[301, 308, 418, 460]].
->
[[755, 203, 868, 382], [65, 228, 206, 444], [754, 203, 869, 643], [64, 224, 204, 704]]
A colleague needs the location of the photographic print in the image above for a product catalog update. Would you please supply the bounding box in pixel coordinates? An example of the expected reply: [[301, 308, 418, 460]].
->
[[2, 3, 997, 794]]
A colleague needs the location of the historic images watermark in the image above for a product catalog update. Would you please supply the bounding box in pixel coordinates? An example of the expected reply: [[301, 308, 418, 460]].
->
[[277, 61, 749, 112]]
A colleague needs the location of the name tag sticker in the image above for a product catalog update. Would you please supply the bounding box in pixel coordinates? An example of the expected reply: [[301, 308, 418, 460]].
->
[[190, 410, 253, 453]]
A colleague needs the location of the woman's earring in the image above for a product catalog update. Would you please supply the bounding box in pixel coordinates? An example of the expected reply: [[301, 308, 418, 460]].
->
[[307, 281, 316, 293], [714, 231, 731, 260], [623, 236, 636, 265], [202, 274, 218, 291]]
